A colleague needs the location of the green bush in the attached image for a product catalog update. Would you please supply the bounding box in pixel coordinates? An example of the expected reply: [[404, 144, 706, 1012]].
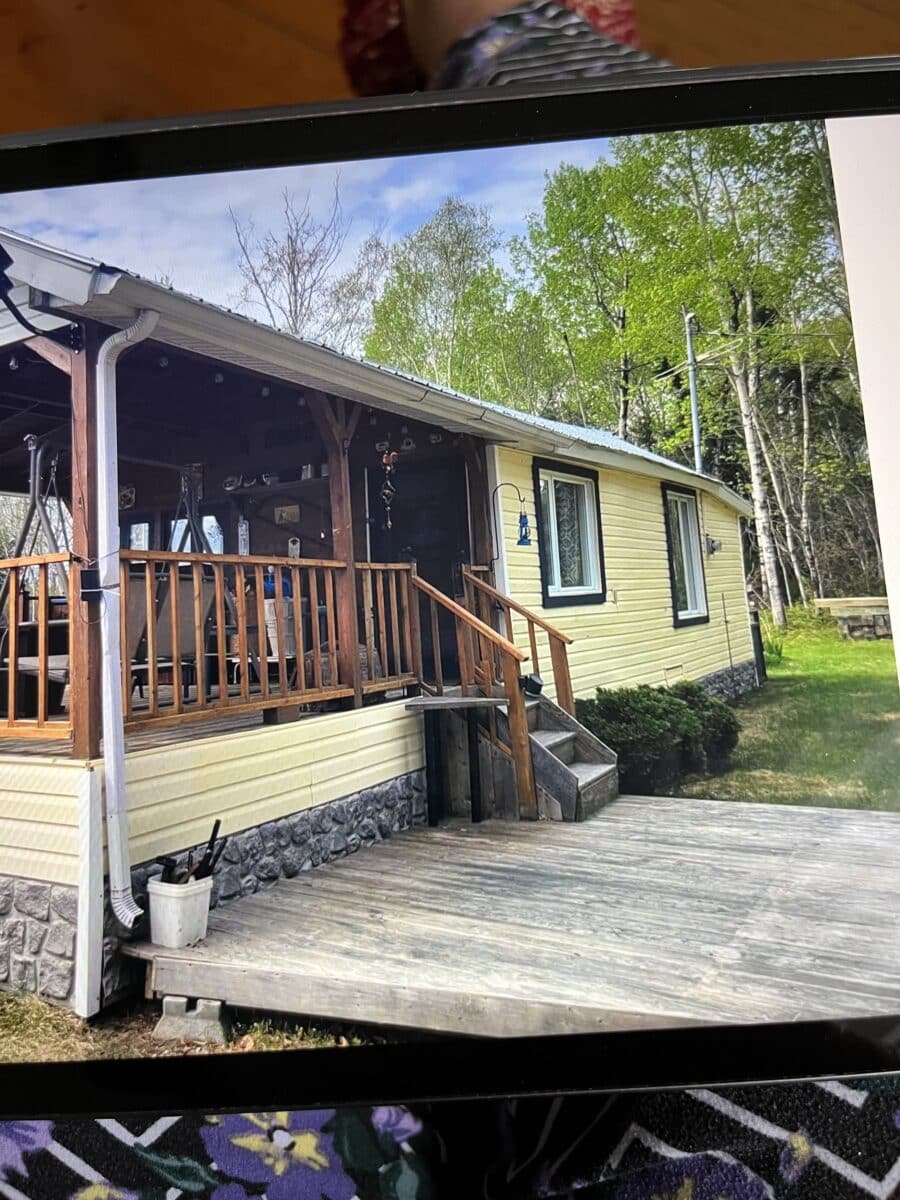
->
[[575, 685, 702, 794], [665, 680, 740, 770]]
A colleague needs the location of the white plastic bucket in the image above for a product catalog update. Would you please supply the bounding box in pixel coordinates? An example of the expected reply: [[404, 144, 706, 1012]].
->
[[147, 875, 214, 948]]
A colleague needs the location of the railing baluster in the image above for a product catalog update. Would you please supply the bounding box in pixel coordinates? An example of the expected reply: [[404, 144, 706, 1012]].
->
[[398, 571, 413, 676], [169, 562, 183, 714], [291, 566, 305, 696], [273, 575, 288, 696], [253, 565, 269, 700], [375, 569, 388, 682], [6, 566, 18, 726], [362, 569, 376, 685], [324, 568, 339, 689], [145, 563, 158, 715], [502, 651, 538, 820], [235, 565, 250, 702], [214, 562, 227, 707], [192, 563, 207, 709], [430, 599, 444, 695], [388, 570, 401, 679], [408, 566, 425, 686], [308, 567, 323, 691], [455, 618, 472, 695], [528, 619, 540, 677], [36, 562, 49, 727], [120, 561, 132, 721]]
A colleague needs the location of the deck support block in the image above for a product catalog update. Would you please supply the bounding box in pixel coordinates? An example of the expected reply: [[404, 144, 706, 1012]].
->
[[152, 995, 231, 1044]]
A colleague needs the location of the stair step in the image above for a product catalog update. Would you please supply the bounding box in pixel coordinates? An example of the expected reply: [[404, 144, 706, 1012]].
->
[[570, 761, 619, 819], [531, 728, 577, 765]]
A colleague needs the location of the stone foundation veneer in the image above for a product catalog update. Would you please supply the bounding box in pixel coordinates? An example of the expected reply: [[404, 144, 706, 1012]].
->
[[0, 876, 77, 1002], [102, 770, 427, 1003], [697, 658, 758, 701]]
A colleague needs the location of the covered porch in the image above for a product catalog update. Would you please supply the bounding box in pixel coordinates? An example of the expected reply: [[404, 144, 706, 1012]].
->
[[0, 326, 570, 816]]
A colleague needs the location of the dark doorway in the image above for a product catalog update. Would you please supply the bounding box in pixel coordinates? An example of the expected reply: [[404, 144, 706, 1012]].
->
[[367, 454, 471, 677]]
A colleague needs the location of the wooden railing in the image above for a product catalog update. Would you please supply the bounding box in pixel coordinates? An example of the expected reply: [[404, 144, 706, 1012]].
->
[[462, 567, 576, 715], [0, 552, 73, 739], [118, 549, 365, 730], [411, 571, 537, 818], [355, 563, 420, 695]]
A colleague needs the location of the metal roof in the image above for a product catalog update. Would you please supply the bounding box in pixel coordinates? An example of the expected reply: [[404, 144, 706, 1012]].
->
[[0, 226, 753, 515]]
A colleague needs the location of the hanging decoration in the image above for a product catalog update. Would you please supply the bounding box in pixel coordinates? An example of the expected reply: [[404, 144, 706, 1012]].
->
[[380, 446, 399, 530]]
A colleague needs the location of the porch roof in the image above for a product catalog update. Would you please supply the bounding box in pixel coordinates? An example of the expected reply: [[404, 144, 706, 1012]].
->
[[0, 227, 753, 517]]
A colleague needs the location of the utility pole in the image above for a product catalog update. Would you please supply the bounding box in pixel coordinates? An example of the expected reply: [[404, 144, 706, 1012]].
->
[[684, 310, 703, 474]]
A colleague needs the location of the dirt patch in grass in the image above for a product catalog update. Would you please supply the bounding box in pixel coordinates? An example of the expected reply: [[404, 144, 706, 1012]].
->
[[0, 991, 385, 1064], [677, 617, 898, 810]]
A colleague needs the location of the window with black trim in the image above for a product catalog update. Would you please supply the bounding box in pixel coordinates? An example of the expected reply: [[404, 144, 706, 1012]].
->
[[532, 458, 606, 608], [661, 483, 708, 627]]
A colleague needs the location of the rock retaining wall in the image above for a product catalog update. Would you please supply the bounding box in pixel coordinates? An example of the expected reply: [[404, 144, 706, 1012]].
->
[[697, 659, 759, 701], [103, 770, 427, 1004], [0, 877, 77, 1003]]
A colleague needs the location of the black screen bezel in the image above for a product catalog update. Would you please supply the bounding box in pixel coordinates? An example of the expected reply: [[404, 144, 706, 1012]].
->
[[1, 57, 899, 1117]]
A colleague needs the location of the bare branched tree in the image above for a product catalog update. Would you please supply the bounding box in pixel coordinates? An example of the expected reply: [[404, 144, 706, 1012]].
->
[[231, 183, 349, 338]]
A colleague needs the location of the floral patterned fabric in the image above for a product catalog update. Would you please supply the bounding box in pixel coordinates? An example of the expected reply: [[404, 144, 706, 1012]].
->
[[3, 1077, 900, 1200]]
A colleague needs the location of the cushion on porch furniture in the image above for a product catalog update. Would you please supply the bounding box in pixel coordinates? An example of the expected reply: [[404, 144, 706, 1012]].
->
[[303, 643, 383, 689], [16, 654, 70, 684]]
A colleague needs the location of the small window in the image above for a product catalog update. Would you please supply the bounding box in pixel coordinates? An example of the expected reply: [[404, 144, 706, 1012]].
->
[[168, 514, 225, 554], [662, 484, 708, 627], [532, 459, 606, 608]]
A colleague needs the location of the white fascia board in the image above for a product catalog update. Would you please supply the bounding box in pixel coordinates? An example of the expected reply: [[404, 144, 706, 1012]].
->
[[0, 233, 105, 306]]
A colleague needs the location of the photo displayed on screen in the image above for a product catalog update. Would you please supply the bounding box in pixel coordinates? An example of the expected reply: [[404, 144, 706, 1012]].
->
[[0, 114, 895, 1065]]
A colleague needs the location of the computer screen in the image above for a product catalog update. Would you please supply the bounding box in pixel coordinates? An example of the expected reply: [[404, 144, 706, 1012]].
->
[[0, 67, 896, 1084]]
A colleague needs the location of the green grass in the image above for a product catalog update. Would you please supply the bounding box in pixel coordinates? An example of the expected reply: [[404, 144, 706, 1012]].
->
[[0, 992, 379, 1063], [677, 612, 898, 810]]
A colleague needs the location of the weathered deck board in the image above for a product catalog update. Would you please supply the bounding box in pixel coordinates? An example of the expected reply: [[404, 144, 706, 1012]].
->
[[125, 797, 900, 1037]]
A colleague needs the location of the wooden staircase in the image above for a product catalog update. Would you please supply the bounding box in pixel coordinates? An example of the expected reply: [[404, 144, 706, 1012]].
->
[[525, 697, 618, 821], [407, 564, 618, 823]]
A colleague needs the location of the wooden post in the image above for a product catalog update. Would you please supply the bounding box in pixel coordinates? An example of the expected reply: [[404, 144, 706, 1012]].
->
[[29, 331, 103, 757], [502, 652, 538, 820], [308, 391, 363, 707], [549, 637, 576, 716], [461, 437, 493, 568]]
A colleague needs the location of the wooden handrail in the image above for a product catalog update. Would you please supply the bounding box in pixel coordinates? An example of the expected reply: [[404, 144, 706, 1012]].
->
[[0, 551, 72, 570], [462, 566, 575, 716], [462, 568, 574, 644], [121, 549, 345, 569], [412, 575, 526, 662], [411, 569, 536, 819]]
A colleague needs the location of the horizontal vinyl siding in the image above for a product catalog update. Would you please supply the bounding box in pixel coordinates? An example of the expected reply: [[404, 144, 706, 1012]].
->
[[0, 758, 84, 885], [497, 449, 753, 700], [117, 700, 425, 864]]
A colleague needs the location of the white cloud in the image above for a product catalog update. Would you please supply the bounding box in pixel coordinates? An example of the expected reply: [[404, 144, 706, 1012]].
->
[[0, 136, 612, 311]]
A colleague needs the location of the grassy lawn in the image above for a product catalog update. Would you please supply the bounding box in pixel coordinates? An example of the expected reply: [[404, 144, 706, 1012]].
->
[[677, 617, 898, 810], [0, 992, 382, 1063]]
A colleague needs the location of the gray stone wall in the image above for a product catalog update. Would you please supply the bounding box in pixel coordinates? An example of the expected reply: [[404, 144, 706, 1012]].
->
[[0, 876, 77, 1003], [697, 659, 758, 701], [103, 770, 427, 1004]]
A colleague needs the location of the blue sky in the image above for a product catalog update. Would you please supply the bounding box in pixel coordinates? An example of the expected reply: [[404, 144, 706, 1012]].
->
[[0, 137, 609, 316]]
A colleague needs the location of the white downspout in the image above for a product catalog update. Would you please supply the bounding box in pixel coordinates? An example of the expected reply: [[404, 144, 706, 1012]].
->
[[97, 310, 159, 928]]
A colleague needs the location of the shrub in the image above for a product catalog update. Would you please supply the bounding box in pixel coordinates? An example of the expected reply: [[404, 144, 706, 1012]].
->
[[665, 679, 740, 770], [575, 685, 702, 794]]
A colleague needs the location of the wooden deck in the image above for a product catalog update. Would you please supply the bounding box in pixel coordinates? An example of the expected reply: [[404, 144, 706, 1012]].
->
[[125, 796, 900, 1038]]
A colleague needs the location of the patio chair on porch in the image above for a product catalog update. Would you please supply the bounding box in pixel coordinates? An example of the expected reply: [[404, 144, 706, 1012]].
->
[[130, 573, 217, 704]]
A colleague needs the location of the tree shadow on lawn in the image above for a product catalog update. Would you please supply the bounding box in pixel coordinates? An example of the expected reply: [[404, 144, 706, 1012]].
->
[[676, 652, 899, 811]]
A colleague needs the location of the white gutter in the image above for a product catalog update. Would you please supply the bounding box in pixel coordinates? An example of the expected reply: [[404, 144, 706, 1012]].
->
[[96, 309, 159, 928]]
